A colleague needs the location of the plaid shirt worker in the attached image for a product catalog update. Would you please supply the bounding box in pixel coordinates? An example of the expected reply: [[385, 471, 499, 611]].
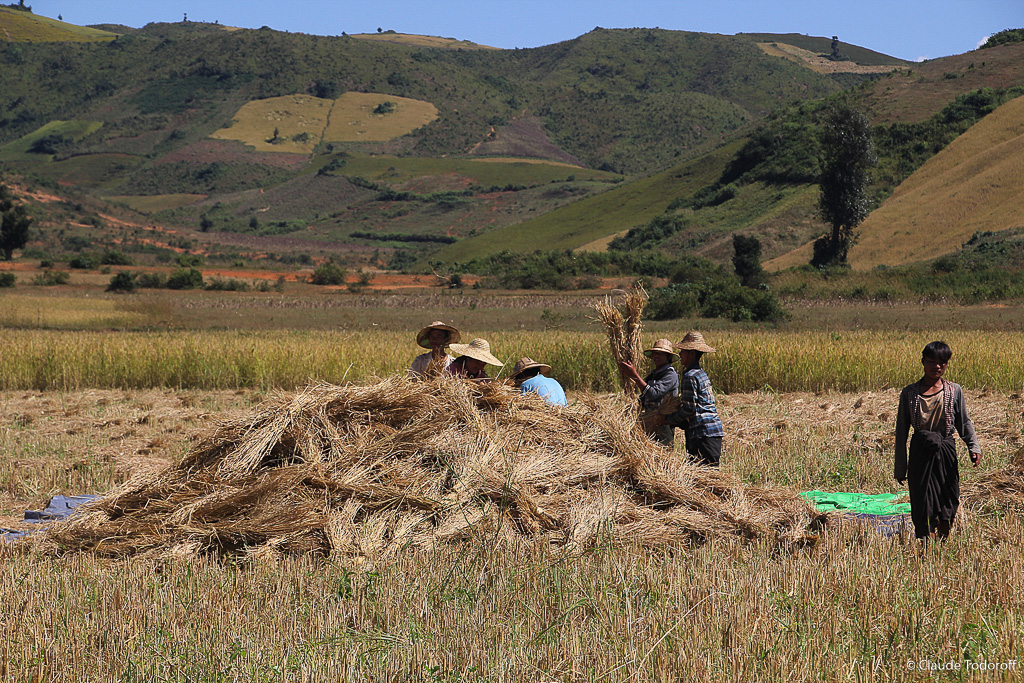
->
[[674, 366, 723, 439]]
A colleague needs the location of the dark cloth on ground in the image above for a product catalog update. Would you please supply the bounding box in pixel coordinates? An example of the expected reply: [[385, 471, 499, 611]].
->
[[908, 429, 959, 538], [1, 494, 100, 542]]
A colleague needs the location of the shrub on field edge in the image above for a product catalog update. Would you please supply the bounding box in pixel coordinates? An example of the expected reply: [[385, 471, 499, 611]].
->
[[32, 270, 70, 286], [0, 272, 15, 288], [309, 260, 347, 286], [101, 249, 133, 266], [647, 280, 787, 323], [106, 271, 137, 292], [166, 268, 204, 290], [68, 253, 100, 269], [136, 272, 166, 288]]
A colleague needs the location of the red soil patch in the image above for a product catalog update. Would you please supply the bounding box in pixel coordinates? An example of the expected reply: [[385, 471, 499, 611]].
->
[[469, 116, 583, 166], [0, 261, 38, 272], [153, 139, 311, 170]]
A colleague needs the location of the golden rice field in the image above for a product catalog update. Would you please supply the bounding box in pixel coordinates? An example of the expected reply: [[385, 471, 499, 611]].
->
[[210, 94, 333, 154], [1, 327, 1023, 394]]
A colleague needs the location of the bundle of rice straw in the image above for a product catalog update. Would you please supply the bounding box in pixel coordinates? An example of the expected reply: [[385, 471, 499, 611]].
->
[[39, 376, 822, 561], [594, 283, 648, 395]]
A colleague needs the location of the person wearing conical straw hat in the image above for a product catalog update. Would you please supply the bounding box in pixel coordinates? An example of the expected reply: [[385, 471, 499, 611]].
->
[[446, 338, 503, 381], [618, 338, 679, 447], [510, 357, 567, 406], [408, 321, 461, 379], [665, 331, 723, 467]]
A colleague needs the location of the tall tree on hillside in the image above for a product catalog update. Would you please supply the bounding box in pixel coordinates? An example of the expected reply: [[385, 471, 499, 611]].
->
[[732, 233, 764, 287], [0, 181, 32, 260], [812, 105, 876, 268]]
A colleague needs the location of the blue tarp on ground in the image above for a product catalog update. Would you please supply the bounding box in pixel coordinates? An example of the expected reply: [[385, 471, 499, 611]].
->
[[1, 494, 101, 542]]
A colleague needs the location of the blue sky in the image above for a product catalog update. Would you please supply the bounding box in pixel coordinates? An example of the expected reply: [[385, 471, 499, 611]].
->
[[26, 0, 1023, 62]]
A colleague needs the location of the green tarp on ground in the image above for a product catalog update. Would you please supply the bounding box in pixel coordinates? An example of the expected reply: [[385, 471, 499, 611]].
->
[[801, 491, 911, 515]]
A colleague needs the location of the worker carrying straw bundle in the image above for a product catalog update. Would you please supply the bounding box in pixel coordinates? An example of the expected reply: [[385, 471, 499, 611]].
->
[[666, 331, 724, 467], [618, 338, 679, 447]]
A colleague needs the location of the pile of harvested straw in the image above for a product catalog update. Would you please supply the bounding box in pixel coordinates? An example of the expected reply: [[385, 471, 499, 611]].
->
[[594, 284, 647, 395], [42, 377, 822, 560]]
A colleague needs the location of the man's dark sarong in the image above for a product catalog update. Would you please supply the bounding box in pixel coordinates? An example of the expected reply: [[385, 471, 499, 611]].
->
[[908, 429, 959, 538]]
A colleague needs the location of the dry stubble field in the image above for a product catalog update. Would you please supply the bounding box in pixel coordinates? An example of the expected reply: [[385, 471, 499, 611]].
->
[[2, 290, 1024, 680], [1, 377, 1022, 680]]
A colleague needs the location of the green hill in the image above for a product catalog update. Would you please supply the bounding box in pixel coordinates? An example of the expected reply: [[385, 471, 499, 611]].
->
[[431, 140, 745, 264], [470, 42, 1024, 272], [6, 13, 1015, 278]]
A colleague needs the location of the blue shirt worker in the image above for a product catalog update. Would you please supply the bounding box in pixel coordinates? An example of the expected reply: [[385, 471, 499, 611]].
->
[[510, 357, 567, 406], [618, 338, 680, 447], [668, 331, 724, 467]]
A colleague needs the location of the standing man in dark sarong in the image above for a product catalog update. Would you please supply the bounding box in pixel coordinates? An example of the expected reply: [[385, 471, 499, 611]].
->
[[894, 341, 981, 540]]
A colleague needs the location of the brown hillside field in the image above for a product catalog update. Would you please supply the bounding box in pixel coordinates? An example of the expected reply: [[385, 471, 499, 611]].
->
[[766, 95, 1024, 272], [861, 42, 1024, 125], [210, 95, 332, 153], [469, 116, 584, 166], [850, 94, 1024, 270], [349, 32, 498, 50], [757, 42, 898, 75], [322, 92, 439, 143]]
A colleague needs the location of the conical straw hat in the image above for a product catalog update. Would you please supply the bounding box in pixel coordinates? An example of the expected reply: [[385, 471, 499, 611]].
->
[[673, 331, 716, 353], [510, 357, 551, 379], [448, 338, 504, 366], [643, 338, 679, 359], [416, 321, 461, 349]]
